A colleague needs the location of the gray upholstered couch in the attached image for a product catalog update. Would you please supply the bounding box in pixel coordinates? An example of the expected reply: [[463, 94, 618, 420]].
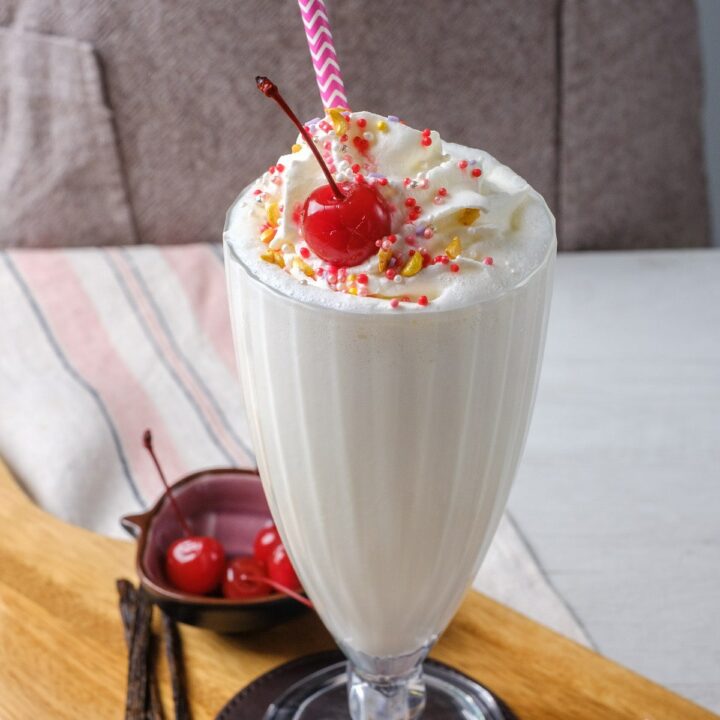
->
[[0, 0, 709, 251]]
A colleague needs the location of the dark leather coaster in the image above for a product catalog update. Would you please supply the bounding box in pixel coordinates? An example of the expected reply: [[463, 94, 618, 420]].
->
[[215, 650, 518, 719]]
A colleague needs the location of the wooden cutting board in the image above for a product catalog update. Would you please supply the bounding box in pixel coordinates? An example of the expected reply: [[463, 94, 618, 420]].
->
[[0, 456, 715, 720]]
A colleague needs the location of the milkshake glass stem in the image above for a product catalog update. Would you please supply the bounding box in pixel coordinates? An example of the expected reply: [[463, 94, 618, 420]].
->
[[345, 645, 430, 720]]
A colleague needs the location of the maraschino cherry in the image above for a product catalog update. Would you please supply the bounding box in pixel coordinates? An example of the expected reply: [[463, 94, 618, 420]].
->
[[143, 430, 225, 595], [256, 76, 392, 267], [253, 522, 282, 564], [267, 543, 301, 592]]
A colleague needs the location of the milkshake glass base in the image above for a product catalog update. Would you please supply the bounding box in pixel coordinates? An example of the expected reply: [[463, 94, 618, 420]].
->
[[262, 658, 514, 720]]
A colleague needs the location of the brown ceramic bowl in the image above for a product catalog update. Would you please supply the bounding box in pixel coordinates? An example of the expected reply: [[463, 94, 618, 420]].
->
[[121, 468, 307, 633]]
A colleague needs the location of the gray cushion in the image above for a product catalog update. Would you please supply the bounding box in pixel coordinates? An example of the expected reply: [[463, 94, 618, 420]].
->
[[0, 0, 709, 250]]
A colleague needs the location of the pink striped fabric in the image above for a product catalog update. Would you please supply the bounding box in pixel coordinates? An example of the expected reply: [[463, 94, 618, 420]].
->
[[0, 244, 254, 538], [0, 245, 589, 650], [297, 0, 349, 109]]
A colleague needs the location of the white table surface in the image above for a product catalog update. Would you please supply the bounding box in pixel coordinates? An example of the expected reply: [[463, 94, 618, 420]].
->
[[508, 248, 720, 712]]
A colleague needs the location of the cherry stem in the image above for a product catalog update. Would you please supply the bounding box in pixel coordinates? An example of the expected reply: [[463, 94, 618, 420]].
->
[[256, 76, 345, 200], [243, 574, 314, 609], [143, 430, 192, 537]]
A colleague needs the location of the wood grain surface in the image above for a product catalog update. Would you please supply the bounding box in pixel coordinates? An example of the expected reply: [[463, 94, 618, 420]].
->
[[0, 457, 715, 720]]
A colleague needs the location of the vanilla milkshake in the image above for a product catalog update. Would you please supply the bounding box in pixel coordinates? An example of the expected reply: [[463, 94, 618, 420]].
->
[[224, 108, 555, 662]]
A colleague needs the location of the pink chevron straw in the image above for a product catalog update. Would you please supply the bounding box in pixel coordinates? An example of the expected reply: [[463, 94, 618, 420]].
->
[[297, 0, 349, 109]]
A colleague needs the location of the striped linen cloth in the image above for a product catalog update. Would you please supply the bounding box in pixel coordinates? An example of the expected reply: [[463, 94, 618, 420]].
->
[[0, 244, 589, 644]]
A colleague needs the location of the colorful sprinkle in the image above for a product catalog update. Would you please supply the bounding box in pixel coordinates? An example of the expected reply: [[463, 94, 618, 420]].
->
[[483, 256, 494, 266], [377, 248, 393, 273], [327, 108, 348, 136], [390, 298, 400, 308], [417, 295, 429, 307], [458, 208, 481, 226], [450, 263, 460, 273], [376, 120, 389, 132], [356, 117, 367, 128], [260, 227, 276, 244], [471, 168, 482, 178], [421, 136, 432, 147], [299, 247, 310, 259], [400, 252, 423, 277], [445, 236, 462, 259], [356, 273, 369, 285], [265, 202, 280, 227], [405, 197, 417, 207], [458, 160, 469, 170], [437, 187, 448, 197], [293, 257, 315, 277]]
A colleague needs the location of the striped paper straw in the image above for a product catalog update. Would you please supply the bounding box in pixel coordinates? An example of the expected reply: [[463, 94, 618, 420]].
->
[[297, 0, 349, 109]]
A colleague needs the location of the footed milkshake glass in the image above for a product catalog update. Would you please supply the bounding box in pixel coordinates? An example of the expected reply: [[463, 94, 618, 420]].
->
[[224, 226, 555, 718]]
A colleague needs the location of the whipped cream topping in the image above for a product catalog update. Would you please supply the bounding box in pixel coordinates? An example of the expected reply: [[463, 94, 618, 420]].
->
[[225, 111, 555, 311]]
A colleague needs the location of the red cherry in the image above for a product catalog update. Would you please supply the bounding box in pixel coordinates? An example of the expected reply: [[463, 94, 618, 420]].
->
[[255, 78, 393, 268], [302, 181, 392, 267], [253, 523, 282, 564], [222, 556, 272, 599], [165, 536, 225, 595], [268, 544, 301, 591]]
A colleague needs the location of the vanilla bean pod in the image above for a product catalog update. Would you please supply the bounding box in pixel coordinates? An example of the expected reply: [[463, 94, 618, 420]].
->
[[161, 611, 192, 720]]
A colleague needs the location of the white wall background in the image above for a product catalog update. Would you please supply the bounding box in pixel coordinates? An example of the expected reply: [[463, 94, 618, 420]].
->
[[697, 0, 720, 246]]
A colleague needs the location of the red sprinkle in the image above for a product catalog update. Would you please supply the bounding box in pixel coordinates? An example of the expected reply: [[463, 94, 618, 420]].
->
[[253, 189, 262, 195], [276, 163, 285, 173], [356, 117, 367, 128], [418, 295, 429, 307], [404, 197, 417, 207], [385, 269, 397, 280], [421, 137, 432, 147], [390, 298, 400, 309], [483, 257, 494, 266], [458, 160, 469, 170], [437, 187, 448, 196], [356, 273, 369, 285], [471, 168, 482, 178], [403, 177, 412, 187], [422, 128, 431, 136], [299, 247, 310, 259], [351, 163, 361, 173], [268, 165, 276, 174], [450, 263, 460, 273], [387, 234, 397, 244], [378, 177, 389, 186]]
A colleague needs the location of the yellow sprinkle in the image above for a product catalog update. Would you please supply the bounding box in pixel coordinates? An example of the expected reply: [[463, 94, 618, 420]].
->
[[260, 250, 276, 265], [292, 143, 302, 153], [377, 248, 393, 273], [400, 252, 423, 277], [273, 250, 285, 268], [376, 120, 388, 133], [445, 236, 462, 259], [348, 287, 358, 296], [458, 208, 481, 226], [327, 108, 348, 137], [265, 202, 280, 227], [347, 273, 356, 283], [293, 257, 315, 278], [260, 227, 277, 244]]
